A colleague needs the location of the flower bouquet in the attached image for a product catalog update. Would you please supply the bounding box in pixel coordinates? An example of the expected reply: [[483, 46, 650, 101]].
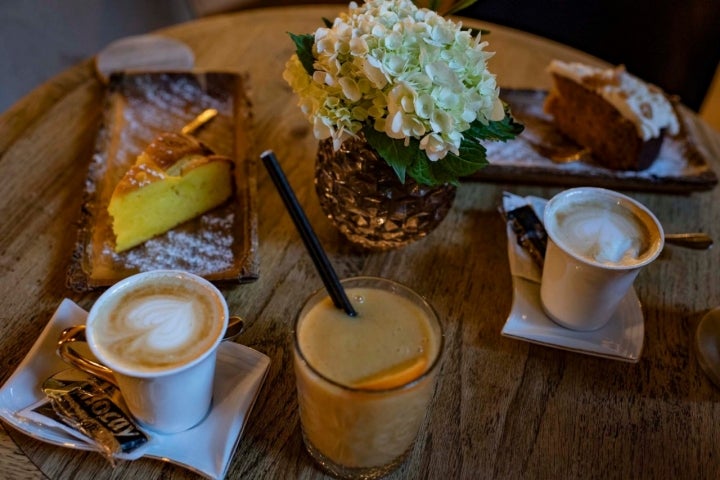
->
[[283, 0, 523, 187]]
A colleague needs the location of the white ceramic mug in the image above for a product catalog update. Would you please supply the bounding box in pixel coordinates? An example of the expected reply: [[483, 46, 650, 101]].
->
[[58, 270, 229, 433], [540, 188, 664, 331]]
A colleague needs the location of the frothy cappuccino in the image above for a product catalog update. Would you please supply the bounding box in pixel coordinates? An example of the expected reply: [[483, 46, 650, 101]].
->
[[549, 200, 651, 266], [91, 275, 224, 373], [545, 192, 658, 267], [540, 187, 664, 331]]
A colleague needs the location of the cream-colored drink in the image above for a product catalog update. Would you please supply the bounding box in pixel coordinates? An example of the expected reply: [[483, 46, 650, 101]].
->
[[294, 279, 442, 477], [541, 187, 664, 331], [546, 197, 654, 266], [91, 276, 224, 373], [65, 270, 229, 433]]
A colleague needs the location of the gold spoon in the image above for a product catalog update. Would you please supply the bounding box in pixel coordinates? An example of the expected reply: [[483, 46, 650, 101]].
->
[[55, 315, 245, 386], [665, 233, 713, 250], [181, 108, 218, 136]]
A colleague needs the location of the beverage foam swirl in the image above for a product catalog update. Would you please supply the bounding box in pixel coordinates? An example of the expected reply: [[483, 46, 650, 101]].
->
[[551, 201, 650, 266], [94, 282, 221, 371], [122, 296, 197, 350]]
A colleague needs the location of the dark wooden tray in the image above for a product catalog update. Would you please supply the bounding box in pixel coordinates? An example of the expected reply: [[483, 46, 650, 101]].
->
[[68, 72, 258, 291], [471, 89, 718, 192]]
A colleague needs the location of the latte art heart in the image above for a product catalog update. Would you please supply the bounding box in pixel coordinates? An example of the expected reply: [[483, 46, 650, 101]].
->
[[92, 279, 223, 372], [124, 296, 197, 351], [556, 211, 644, 264], [549, 199, 652, 266]]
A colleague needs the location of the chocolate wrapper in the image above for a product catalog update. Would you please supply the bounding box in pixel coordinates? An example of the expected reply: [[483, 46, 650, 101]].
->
[[20, 371, 150, 464], [504, 204, 548, 268]]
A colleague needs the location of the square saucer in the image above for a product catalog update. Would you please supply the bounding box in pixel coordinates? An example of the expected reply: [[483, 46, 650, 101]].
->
[[501, 193, 644, 362], [0, 299, 270, 479]]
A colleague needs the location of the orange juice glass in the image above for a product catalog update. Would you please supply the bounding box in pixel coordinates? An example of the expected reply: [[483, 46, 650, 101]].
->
[[293, 276, 443, 479]]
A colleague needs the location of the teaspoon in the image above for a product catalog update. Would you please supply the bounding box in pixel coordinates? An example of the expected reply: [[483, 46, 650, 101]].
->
[[48, 315, 246, 390], [180, 108, 218, 136], [696, 307, 720, 388], [223, 315, 245, 342], [665, 233, 713, 250]]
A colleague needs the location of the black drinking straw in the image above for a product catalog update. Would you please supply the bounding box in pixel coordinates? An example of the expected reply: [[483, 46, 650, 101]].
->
[[261, 150, 357, 317]]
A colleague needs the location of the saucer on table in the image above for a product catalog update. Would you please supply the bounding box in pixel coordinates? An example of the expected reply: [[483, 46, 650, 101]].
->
[[0, 299, 270, 479], [500, 192, 644, 362]]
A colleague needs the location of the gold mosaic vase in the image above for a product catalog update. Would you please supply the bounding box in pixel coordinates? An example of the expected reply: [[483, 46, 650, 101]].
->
[[314, 135, 457, 250]]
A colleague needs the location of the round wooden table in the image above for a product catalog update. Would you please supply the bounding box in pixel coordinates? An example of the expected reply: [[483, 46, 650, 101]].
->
[[2, 5, 720, 480]]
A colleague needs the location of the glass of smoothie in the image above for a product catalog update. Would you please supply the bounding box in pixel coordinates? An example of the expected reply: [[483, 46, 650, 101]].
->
[[293, 276, 444, 479]]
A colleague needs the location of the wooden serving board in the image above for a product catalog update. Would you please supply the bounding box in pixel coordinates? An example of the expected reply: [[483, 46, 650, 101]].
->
[[67, 72, 258, 291], [471, 89, 718, 192]]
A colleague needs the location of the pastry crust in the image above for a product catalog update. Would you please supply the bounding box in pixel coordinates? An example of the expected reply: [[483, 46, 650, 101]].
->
[[108, 132, 234, 252]]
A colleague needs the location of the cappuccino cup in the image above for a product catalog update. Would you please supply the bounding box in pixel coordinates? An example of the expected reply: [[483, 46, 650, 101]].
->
[[58, 270, 229, 433], [540, 188, 664, 331]]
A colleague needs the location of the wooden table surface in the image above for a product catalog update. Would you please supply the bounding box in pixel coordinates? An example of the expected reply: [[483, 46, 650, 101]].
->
[[2, 5, 720, 480]]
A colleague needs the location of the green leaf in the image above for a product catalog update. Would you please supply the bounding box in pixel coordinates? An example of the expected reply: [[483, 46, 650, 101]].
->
[[427, 0, 441, 11], [465, 107, 524, 142], [467, 26, 490, 37], [407, 140, 489, 186], [362, 123, 497, 186], [362, 126, 420, 183], [407, 159, 441, 186], [444, 0, 480, 15], [288, 32, 315, 76], [355, 110, 521, 187]]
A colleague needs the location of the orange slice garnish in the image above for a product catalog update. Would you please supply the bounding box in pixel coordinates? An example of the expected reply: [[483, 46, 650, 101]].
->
[[352, 356, 428, 390]]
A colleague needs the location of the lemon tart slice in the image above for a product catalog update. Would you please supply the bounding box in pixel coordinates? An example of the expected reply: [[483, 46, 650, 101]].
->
[[108, 132, 234, 252]]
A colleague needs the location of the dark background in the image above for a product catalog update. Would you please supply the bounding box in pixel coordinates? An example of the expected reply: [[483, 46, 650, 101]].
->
[[458, 0, 720, 110], [1, 1, 718, 113]]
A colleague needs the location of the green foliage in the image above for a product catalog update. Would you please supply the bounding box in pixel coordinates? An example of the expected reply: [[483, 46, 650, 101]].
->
[[405, 137, 489, 186], [444, 0, 479, 15], [362, 125, 418, 183], [288, 32, 315, 76], [464, 106, 525, 143], [363, 105, 524, 186], [414, 0, 479, 15]]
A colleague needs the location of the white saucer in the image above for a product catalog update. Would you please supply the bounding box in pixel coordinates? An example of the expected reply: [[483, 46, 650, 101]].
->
[[0, 299, 270, 479], [501, 193, 644, 362]]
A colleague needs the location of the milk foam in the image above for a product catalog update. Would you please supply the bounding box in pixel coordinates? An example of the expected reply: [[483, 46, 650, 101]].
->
[[94, 283, 221, 371], [552, 201, 650, 266], [123, 296, 196, 350]]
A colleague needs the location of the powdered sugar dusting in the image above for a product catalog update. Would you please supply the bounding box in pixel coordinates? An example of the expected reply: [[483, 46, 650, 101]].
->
[[484, 127, 692, 177], [71, 72, 258, 289], [477, 89, 716, 189], [106, 211, 236, 275]]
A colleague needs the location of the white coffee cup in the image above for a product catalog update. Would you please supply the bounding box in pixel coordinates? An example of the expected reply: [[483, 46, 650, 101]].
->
[[58, 270, 229, 433], [540, 187, 664, 331]]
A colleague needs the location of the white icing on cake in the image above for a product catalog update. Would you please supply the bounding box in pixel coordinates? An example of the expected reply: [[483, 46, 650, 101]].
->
[[547, 60, 680, 140]]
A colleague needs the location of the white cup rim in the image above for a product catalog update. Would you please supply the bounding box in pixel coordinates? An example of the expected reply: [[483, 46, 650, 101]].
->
[[86, 269, 229, 378], [543, 187, 665, 270]]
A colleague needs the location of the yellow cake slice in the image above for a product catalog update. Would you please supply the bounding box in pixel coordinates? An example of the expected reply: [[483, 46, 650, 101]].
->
[[108, 132, 234, 252]]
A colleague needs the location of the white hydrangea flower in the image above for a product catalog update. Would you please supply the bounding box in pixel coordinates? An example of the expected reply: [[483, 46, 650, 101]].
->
[[283, 0, 505, 162]]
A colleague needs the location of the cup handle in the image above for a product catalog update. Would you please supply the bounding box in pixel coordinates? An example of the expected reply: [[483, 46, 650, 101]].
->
[[57, 325, 117, 385]]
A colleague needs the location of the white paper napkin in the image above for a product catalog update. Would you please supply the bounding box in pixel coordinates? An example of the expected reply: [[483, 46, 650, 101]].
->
[[502, 191, 547, 283]]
